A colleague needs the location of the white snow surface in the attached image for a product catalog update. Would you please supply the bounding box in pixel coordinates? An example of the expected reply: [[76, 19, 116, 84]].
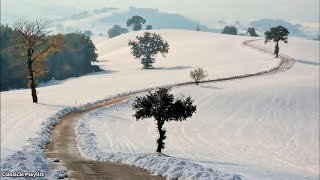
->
[[76, 36, 319, 179], [1, 29, 313, 179], [76, 105, 241, 180]]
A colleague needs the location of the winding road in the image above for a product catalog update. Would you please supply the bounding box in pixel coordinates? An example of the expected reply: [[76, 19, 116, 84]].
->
[[44, 40, 294, 179]]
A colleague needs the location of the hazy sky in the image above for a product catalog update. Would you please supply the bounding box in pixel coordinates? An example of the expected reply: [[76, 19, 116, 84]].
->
[[1, 0, 319, 25]]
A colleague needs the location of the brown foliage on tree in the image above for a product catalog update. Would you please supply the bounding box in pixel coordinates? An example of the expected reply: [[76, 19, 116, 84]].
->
[[13, 19, 64, 103]]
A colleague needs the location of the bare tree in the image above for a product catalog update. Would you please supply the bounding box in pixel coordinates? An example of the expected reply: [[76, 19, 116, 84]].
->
[[190, 68, 208, 85], [13, 19, 64, 103]]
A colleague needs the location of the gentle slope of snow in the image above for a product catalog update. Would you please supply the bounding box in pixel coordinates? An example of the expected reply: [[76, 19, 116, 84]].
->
[[76, 37, 319, 179], [1, 29, 278, 159], [1, 29, 302, 179]]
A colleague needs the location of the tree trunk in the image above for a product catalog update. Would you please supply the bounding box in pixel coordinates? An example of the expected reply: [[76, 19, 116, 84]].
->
[[274, 42, 279, 58], [143, 58, 149, 69], [156, 120, 166, 153], [27, 49, 38, 103], [144, 57, 151, 69]]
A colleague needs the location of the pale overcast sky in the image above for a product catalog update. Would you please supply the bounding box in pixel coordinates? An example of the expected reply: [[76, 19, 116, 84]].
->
[[1, 0, 319, 25]]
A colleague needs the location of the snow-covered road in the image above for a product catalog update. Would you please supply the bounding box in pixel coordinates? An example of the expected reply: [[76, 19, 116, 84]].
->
[[45, 95, 163, 179]]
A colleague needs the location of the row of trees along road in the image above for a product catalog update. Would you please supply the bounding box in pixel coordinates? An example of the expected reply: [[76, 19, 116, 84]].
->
[[1, 19, 100, 102]]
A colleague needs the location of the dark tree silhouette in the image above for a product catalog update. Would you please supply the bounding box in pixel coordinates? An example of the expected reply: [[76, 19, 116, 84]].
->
[[132, 88, 197, 153], [126, 15, 146, 31], [107, 25, 128, 38], [128, 32, 169, 69], [264, 26, 289, 58], [83, 30, 93, 37], [146, 25, 153, 30], [222, 26, 238, 35], [247, 27, 258, 37], [13, 19, 63, 103], [190, 68, 208, 85]]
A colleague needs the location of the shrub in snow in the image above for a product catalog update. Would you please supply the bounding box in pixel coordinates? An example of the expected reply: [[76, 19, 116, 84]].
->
[[132, 88, 197, 153], [190, 68, 208, 85], [264, 26, 289, 58], [128, 32, 169, 69]]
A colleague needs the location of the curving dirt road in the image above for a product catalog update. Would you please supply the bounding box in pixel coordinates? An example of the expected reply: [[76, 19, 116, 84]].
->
[[44, 40, 294, 179], [45, 95, 164, 179]]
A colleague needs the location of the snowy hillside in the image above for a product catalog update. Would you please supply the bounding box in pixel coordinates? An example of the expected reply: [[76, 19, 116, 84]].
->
[[1, 29, 277, 159], [1, 29, 318, 179], [76, 37, 320, 179]]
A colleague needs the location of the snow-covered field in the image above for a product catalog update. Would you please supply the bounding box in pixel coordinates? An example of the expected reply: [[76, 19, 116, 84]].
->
[[1, 29, 318, 179], [76, 37, 319, 179]]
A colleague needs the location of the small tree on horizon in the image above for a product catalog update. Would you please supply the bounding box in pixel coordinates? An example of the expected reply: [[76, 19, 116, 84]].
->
[[13, 19, 64, 103], [247, 27, 258, 37], [190, 68, 208, 85], [128, 32, 169, 69], [132, 88, 197, 153], [107, 25, 128, 38], [222, 26, 237, 35], [264, 26, 289, 58], [126, 15, 146, 31], [146, 25, 153, 30]]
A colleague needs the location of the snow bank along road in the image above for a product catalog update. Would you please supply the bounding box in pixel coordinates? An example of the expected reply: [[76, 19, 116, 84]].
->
[[44, 39, 294, 179], [1, 30, 301, 179], [76, 37, 319, 179], [45, 95, 164, 179]]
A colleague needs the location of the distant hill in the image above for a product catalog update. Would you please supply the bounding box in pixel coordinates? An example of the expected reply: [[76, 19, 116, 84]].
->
[[51, 7, 219, 36], [50, 7, 318, 39], [250, 19, 316, 39]]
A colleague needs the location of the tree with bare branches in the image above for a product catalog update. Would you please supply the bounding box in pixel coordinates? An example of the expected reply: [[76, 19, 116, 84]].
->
[[13, 19, 64, 103], [190, 68, 208, 85]]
